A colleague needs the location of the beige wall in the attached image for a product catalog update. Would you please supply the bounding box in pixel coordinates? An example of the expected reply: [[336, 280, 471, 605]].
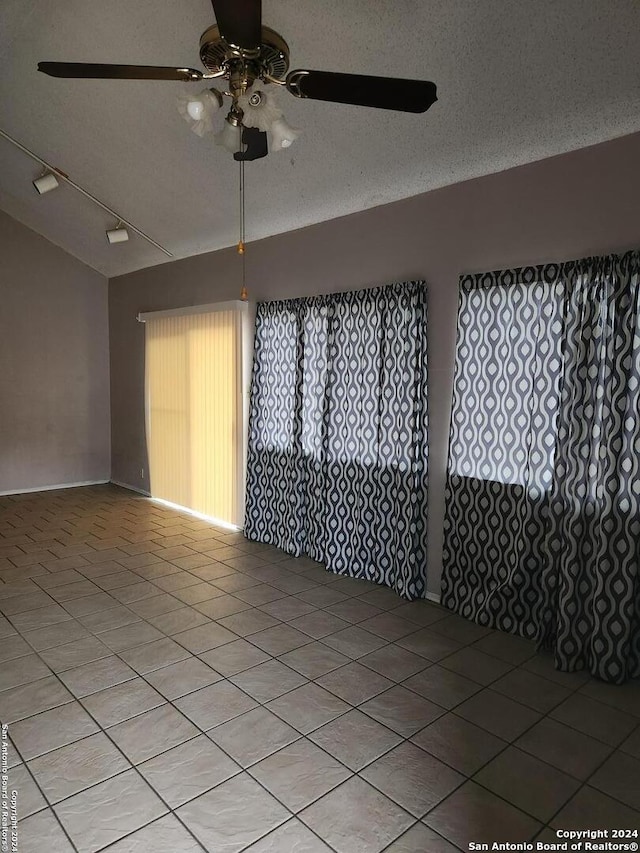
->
[[0, 210, 110, 493], [109, 131, 640, 595]]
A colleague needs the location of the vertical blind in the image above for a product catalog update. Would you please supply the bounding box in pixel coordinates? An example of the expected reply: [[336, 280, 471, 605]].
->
[[144, 306, 245, 527]]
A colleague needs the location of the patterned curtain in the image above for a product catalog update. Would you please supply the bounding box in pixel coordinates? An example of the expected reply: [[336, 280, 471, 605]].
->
[[244, 282, 429, 599], [441, 251, 640, 683]]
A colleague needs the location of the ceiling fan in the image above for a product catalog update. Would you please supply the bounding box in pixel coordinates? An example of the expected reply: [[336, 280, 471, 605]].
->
[[38, 0, 438, 161]]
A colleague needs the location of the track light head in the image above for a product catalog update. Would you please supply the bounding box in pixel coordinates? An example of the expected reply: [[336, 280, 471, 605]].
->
[[33, 171, 59, 194], [106, 222, 129, 244]]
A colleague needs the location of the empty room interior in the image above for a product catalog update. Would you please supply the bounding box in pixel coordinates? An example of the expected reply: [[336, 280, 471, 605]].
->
[[1, 1, 640, 851]]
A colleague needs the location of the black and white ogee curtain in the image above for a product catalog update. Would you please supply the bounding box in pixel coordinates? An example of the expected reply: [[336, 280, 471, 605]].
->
[[441, 251, 640, 683], [244, 282, 429, 599]]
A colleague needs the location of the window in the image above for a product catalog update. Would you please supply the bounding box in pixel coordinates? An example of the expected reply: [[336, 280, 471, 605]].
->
[[448, 281, 564, 490]]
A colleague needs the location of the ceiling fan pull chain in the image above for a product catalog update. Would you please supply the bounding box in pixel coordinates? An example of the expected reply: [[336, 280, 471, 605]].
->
[[238, 153, 248, 301]]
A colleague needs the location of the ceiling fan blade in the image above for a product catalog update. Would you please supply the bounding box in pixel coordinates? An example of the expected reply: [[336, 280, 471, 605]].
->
[[286, 70, 437, 114], [210, 0, 262, 51], [38, 62, 203, 81]]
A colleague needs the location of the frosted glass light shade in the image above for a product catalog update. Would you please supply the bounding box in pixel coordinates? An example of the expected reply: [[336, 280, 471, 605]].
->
[[237, 84, 282, 132], [214, 119, 242, 153], [269, 116, 301, 151], [177, 88, 222, 137]]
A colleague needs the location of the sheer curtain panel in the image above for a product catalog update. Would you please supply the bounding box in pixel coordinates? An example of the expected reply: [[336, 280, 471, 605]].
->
[[143, 303, 248, 528], [442, 252, 640, 683], [244, 282, 429, 599]]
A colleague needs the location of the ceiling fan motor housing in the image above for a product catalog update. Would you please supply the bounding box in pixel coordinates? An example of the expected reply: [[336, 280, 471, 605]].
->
[[199, 24, 290, 91]]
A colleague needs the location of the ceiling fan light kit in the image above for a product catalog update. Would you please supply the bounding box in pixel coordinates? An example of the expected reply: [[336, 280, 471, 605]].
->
[[37, 0, 438, 162]]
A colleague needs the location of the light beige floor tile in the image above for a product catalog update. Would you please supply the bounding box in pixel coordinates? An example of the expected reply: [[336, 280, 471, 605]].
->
[[299, 777, 413, 853], [362, 741, 465, 817], [0, 613, 17, 638], [127, 593, 184, 619], [119, 637, 191, 674], [309, 709, 402, 771], [208, 706, 301, 767], [250, 624, 313, 656], [474, 745, 581, 823], [266, 683, 349, 734], [411, 712, 507, 776], [230, 659, 307, 703], [172, 581, 225, 605], [0, 676, 74, 724], [108, 703, 199, 763], [359, 644, 428, 681], [386, 824, 460, 853], [22, 620, 91, 651], [58, 655, 137, 697], [550, 784, 640, 831], [146, 606, 210, 634], [250, 738, 351, 812], [316, 661, 393, 705], [0, 654, 51, 691], [424, 781, 541, 848], [173, 622, 238, 653], [199, 638, 270, 675], [279, 643, 351, 679], [359, 686, 444, 737], [0, 634, 33, 662], [39, 636, 112, 672], [54, 768, 167, 853], [177, 772, 291, 853], [49, 580, 101, 602], [103, 814, 203, 852], [98, 620, 164, 651], [28, 731, 130, 802], [321, 626, 387, 659], [10, 700, 100, 759], [78, 605, 141, 633], [0, 589, 55, 615], [243, 818, 333, 852], [82, 678, 165, 727], [144, 657, 222, 699], [16, 808, 75, 853], [7, 763, 47, 817], [516, 717, 614, 780], [138, 734, 240, 807], [175, 681, 257, 729], [63, 593, 118, 617]]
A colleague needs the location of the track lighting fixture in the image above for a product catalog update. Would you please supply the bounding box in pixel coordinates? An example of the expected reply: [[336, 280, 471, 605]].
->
[[0, 128, 172, 257], [33, 170, 59, 194], [106, 221, 129, 244]]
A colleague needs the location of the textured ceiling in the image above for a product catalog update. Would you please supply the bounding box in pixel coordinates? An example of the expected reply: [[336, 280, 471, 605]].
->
[[1, 0, 640, 277]]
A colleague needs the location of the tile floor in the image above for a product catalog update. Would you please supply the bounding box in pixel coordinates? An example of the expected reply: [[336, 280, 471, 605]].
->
[[0, 484, 639, 852]]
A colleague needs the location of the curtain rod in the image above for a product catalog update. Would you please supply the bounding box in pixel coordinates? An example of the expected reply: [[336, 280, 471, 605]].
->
[[0, 127, 173, 258]]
